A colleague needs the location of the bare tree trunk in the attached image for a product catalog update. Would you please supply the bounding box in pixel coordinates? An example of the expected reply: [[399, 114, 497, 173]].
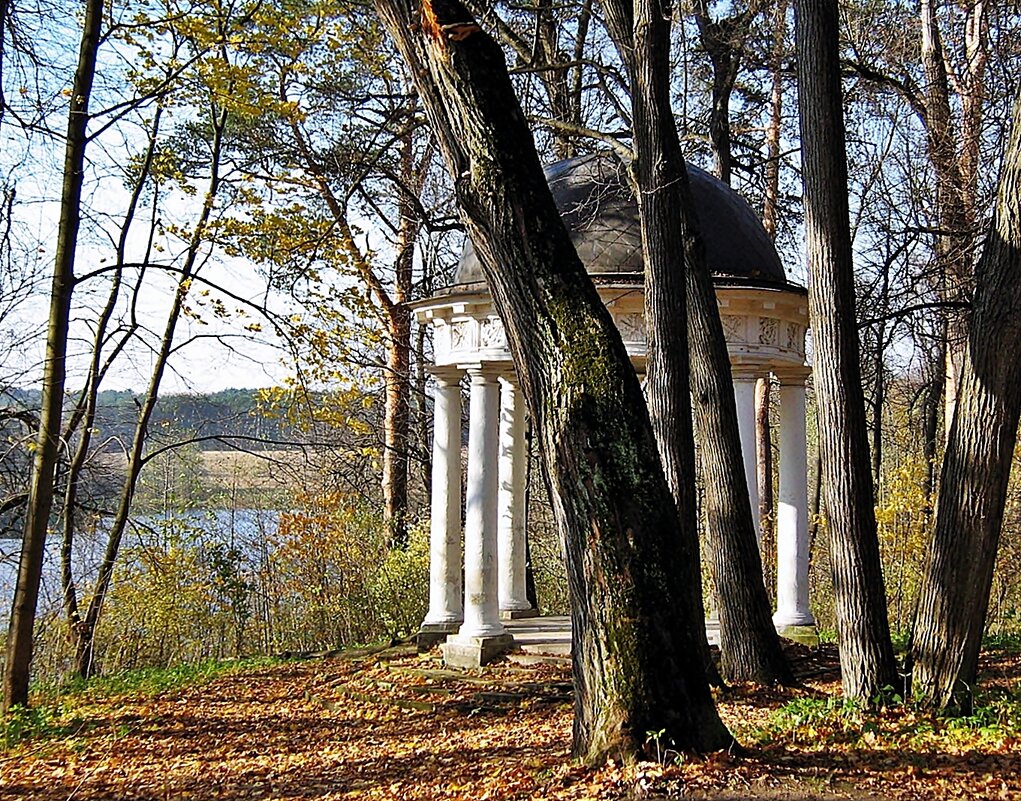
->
[[603, 0, 791, 686], [794, 0, 898, 701], [373, 0, 732, 762], [60, 105, 163, 659], [762, 0, 786, 240], [871, 263, 890, 487], [600, 0, 705, 678], [918, 0, 981, 439], [284, 92, 424, 548], [382, 120, 420, 547], [2, 0, 102, 713], [911, 87, 1021, 712]]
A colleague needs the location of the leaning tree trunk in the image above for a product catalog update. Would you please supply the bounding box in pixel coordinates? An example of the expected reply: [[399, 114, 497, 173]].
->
[[373, 0, 732, 763], [3, 0, 102, 713], [601, 0, 792, 686], [599, 0, 714, 687], [910, 86, 1021, 712], [794, 0, 898, 700]]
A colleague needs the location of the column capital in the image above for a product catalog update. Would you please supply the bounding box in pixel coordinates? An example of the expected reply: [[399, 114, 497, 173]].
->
[[774, 365, 812, 385], [458, 361, 503, 381], [731, 366, 765, 382], [429, 365, 465, 386]]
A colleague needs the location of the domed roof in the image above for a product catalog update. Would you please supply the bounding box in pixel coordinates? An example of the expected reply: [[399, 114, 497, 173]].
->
[[455, 151, 786, 284]]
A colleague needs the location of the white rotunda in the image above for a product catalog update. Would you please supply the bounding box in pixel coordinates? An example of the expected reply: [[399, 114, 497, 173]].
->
[[414, 152, 816, 662]]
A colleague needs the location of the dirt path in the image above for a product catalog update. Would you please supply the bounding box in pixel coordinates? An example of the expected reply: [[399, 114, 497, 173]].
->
[[1, 647, 1017, 800]]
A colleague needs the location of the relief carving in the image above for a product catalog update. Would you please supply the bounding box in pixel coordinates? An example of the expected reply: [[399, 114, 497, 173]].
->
[[449, 320, 472, 351], [616, 312, 645, 343], [721, 314, 744, 342], [479, 317, 506, 348], [785, 322, 803, 353], [758, 317, 779, 345], [433, 324, 450, 358]]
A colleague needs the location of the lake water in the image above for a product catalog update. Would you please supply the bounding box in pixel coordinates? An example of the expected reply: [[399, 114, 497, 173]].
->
[[0, 509, 280, 613]]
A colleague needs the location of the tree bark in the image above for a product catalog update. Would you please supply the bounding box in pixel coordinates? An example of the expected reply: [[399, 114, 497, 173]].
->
[[911, 86, 1021, 712], [602, 0, 791, 686], [382, 119, 421, 548], [794, 0, 898, 700], [762, 0, 786, 240], [373, 0, 732, 763], [3, 0, 102, 713]]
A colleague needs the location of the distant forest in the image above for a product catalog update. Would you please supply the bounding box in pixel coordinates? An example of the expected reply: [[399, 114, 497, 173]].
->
[[4, 388, 297, 450]]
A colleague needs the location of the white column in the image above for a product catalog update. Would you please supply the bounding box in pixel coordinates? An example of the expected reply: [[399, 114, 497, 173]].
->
[[458, 364, 506, 638], [497, 376, 531, 614], [773, 371, 815, 628], [733, 373, 761, 539], [422, 368, 464, 631]]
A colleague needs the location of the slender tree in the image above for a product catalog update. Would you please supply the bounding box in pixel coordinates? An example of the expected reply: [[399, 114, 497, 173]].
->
[[374, 0, 732, 762], [794, 0, 898, 700], [3, 0, 103, 713]]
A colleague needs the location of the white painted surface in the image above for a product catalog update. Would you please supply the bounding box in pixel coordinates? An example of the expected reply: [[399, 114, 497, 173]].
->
[[774, 377, 815, 627], [423, 368, 464, 629], [458, 366, 506, 638]]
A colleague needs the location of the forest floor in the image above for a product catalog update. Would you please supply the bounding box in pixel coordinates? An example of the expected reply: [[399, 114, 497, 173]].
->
[[0, 640, 1018, 800]]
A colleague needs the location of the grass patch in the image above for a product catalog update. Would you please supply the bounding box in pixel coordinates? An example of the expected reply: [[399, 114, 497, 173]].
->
[[982, 632, 1021, 652], [747, 683, 1021, 752], [50, 656, 277, 702]]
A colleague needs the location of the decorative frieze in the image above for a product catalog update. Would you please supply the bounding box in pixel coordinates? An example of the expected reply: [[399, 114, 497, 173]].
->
[[616, 313, 645, 343], [759, 316, 779, 345], [479, 317, 506, 349], [449, 320, 472, 351], [722, 314, 744, 341], [785, 322, 805, 356], [422, 284, 810, 369]]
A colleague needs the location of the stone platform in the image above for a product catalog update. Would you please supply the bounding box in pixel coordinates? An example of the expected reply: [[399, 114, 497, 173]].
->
[[504, 615, 572, 655], [499, 614, 817, 656]]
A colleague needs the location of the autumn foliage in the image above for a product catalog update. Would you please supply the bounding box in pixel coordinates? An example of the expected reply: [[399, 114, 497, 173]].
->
[[2, 643, 1019, 800]]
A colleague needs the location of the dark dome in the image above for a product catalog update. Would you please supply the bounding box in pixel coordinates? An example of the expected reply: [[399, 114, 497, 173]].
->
[[455, 151, 786, 284]]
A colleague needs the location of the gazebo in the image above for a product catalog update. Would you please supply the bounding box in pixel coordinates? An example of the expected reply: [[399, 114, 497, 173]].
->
[[414, 153, 815, 666]]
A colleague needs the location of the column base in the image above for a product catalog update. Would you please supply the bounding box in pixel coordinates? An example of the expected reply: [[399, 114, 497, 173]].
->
[[775, 623, 820, 647], [441, 633, 514, 668], [500, 607, 540, 620], [417, 620, 462, 650]]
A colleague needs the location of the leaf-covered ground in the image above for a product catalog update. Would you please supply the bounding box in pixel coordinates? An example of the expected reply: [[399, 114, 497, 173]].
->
[[1, 642, 1018, 800]]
